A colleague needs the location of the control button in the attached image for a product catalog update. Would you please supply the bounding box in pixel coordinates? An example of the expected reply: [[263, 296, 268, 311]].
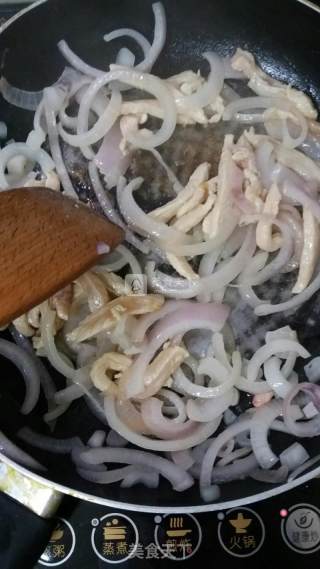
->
[[154, 514, 202, 560], [91, 513, 139, 564], [217, 507, 265, 558], [39, 518, 75, 566], [281, 503, 320, 554]]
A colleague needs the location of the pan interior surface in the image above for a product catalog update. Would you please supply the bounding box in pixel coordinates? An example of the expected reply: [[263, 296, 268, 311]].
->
[[1, 0, 320, 511]]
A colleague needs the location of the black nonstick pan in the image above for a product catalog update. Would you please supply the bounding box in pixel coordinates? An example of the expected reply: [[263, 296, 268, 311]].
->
[[1, 0, 320, 567]]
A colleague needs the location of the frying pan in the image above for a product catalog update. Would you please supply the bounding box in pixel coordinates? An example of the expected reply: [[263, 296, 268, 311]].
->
[[1, 0, 320, 566]]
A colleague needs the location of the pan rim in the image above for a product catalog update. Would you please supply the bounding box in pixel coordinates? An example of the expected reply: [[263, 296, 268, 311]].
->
[[1, 450, 320, 513], [0, 0, 320, 513]]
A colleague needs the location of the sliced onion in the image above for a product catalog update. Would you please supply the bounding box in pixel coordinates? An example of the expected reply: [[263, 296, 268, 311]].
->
[[0, 339, 41, 415], [58, 40, 106, 78], [175, 52, 224, 109], [283, 383, 320, 437], [147, 227, 256, 298], [10, 326, 57, 412], [131, 300, 194, 343], [105, 395, 222, 451], [243, 220, 293, 286], [121, 466, 160, 489], [0, 431, 45, 471], [250, 400, 282, 469], [44, 97, 77, 199], [255, 264, 320, 316], [0, 78, 43, 111], [88, 430, 106, 448], [78, 465, 134, 484], [169, 450, 194, 470], [246, 339, 310, 383], [304, 357, 320, 383], [104, 2, 166, 73], [118, 177, 187, 242], [140, 397, 196, 439], [88, 161, 125, 227], [212, 454, 258, 483], [94, 121, 131, 187], [217, 447, 251, 467], [75, 66, 177, 149], [0, 142, 54, 190], [106, 429, 128, 448], [116, 48, 135, 67], [200, 418, 252, 497], [80, 446, 194, 491], [250, 465, 288, 483], [120, 302, 229, 399], [60, 88, 122, 148], [281, 180, 320, 222], [187, 389, 237, 423], [18, 427, 81, 454], [288, 453, 320, 481], [280, 442, 310, 471], [264, 357, 297, 398], [104, 29, 151, 61]]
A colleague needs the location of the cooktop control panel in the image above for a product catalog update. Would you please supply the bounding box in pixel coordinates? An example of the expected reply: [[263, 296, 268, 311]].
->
[[34, 479, 320, 568]]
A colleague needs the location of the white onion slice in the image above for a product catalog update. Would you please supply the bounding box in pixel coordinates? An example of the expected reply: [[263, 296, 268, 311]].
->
[[118, 177, 188, 242], [250, 465, 288, 483], [88, 430, 106, 448], [247, 340, 310, 383], [0, 142, 54, 190], [140, 397, 196, 439], [212, 454, 258, 483], [60, 88, 122, 147], [175, 52, 224, 109], [106, 429, 128, 448], [147, 227, 256, 298], [81, 446, 194, 491], [75, 66, 177, 149], [187, 389, 237, 422], [264, 357, 297, 398], [0, 431, 45, 471], [120, 302, 229, 399], [200, 418, 252, 498], [105, 395, 222, 452], [121, 467, 160, 489], [283, 383, 320, 437], [104, 2, 166, 73], [288, 453, 320, 481], [280, 443, 310, 471], [78, 465, 134, 484], [0, 339, 40, 415], [104, 29, 151, 61], [44, 98, 77, 199], [18, 427, 81, 454], [250, 401, 282, 469]]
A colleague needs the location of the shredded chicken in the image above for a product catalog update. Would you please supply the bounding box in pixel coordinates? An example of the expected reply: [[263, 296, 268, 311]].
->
[[231, 48, 317, 119], [202, 135, 242, 242], [50, 285, 73, 321], [256, 183, 282, 252], [67, 294, 165, 343], [119, 345, 188, 400], [76, 273, 110, 313]]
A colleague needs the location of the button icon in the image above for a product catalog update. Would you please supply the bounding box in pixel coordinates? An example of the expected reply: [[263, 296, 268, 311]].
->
[[39, 518, 75, 566], [154, 514, 202, 561], [217, 507, 265, 558], [281, 504, 320, 554], [91, 513, 139, 564]]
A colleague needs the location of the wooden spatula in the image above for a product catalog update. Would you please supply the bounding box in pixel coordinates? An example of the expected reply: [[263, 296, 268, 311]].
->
[[0, 187, 124, 326]]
